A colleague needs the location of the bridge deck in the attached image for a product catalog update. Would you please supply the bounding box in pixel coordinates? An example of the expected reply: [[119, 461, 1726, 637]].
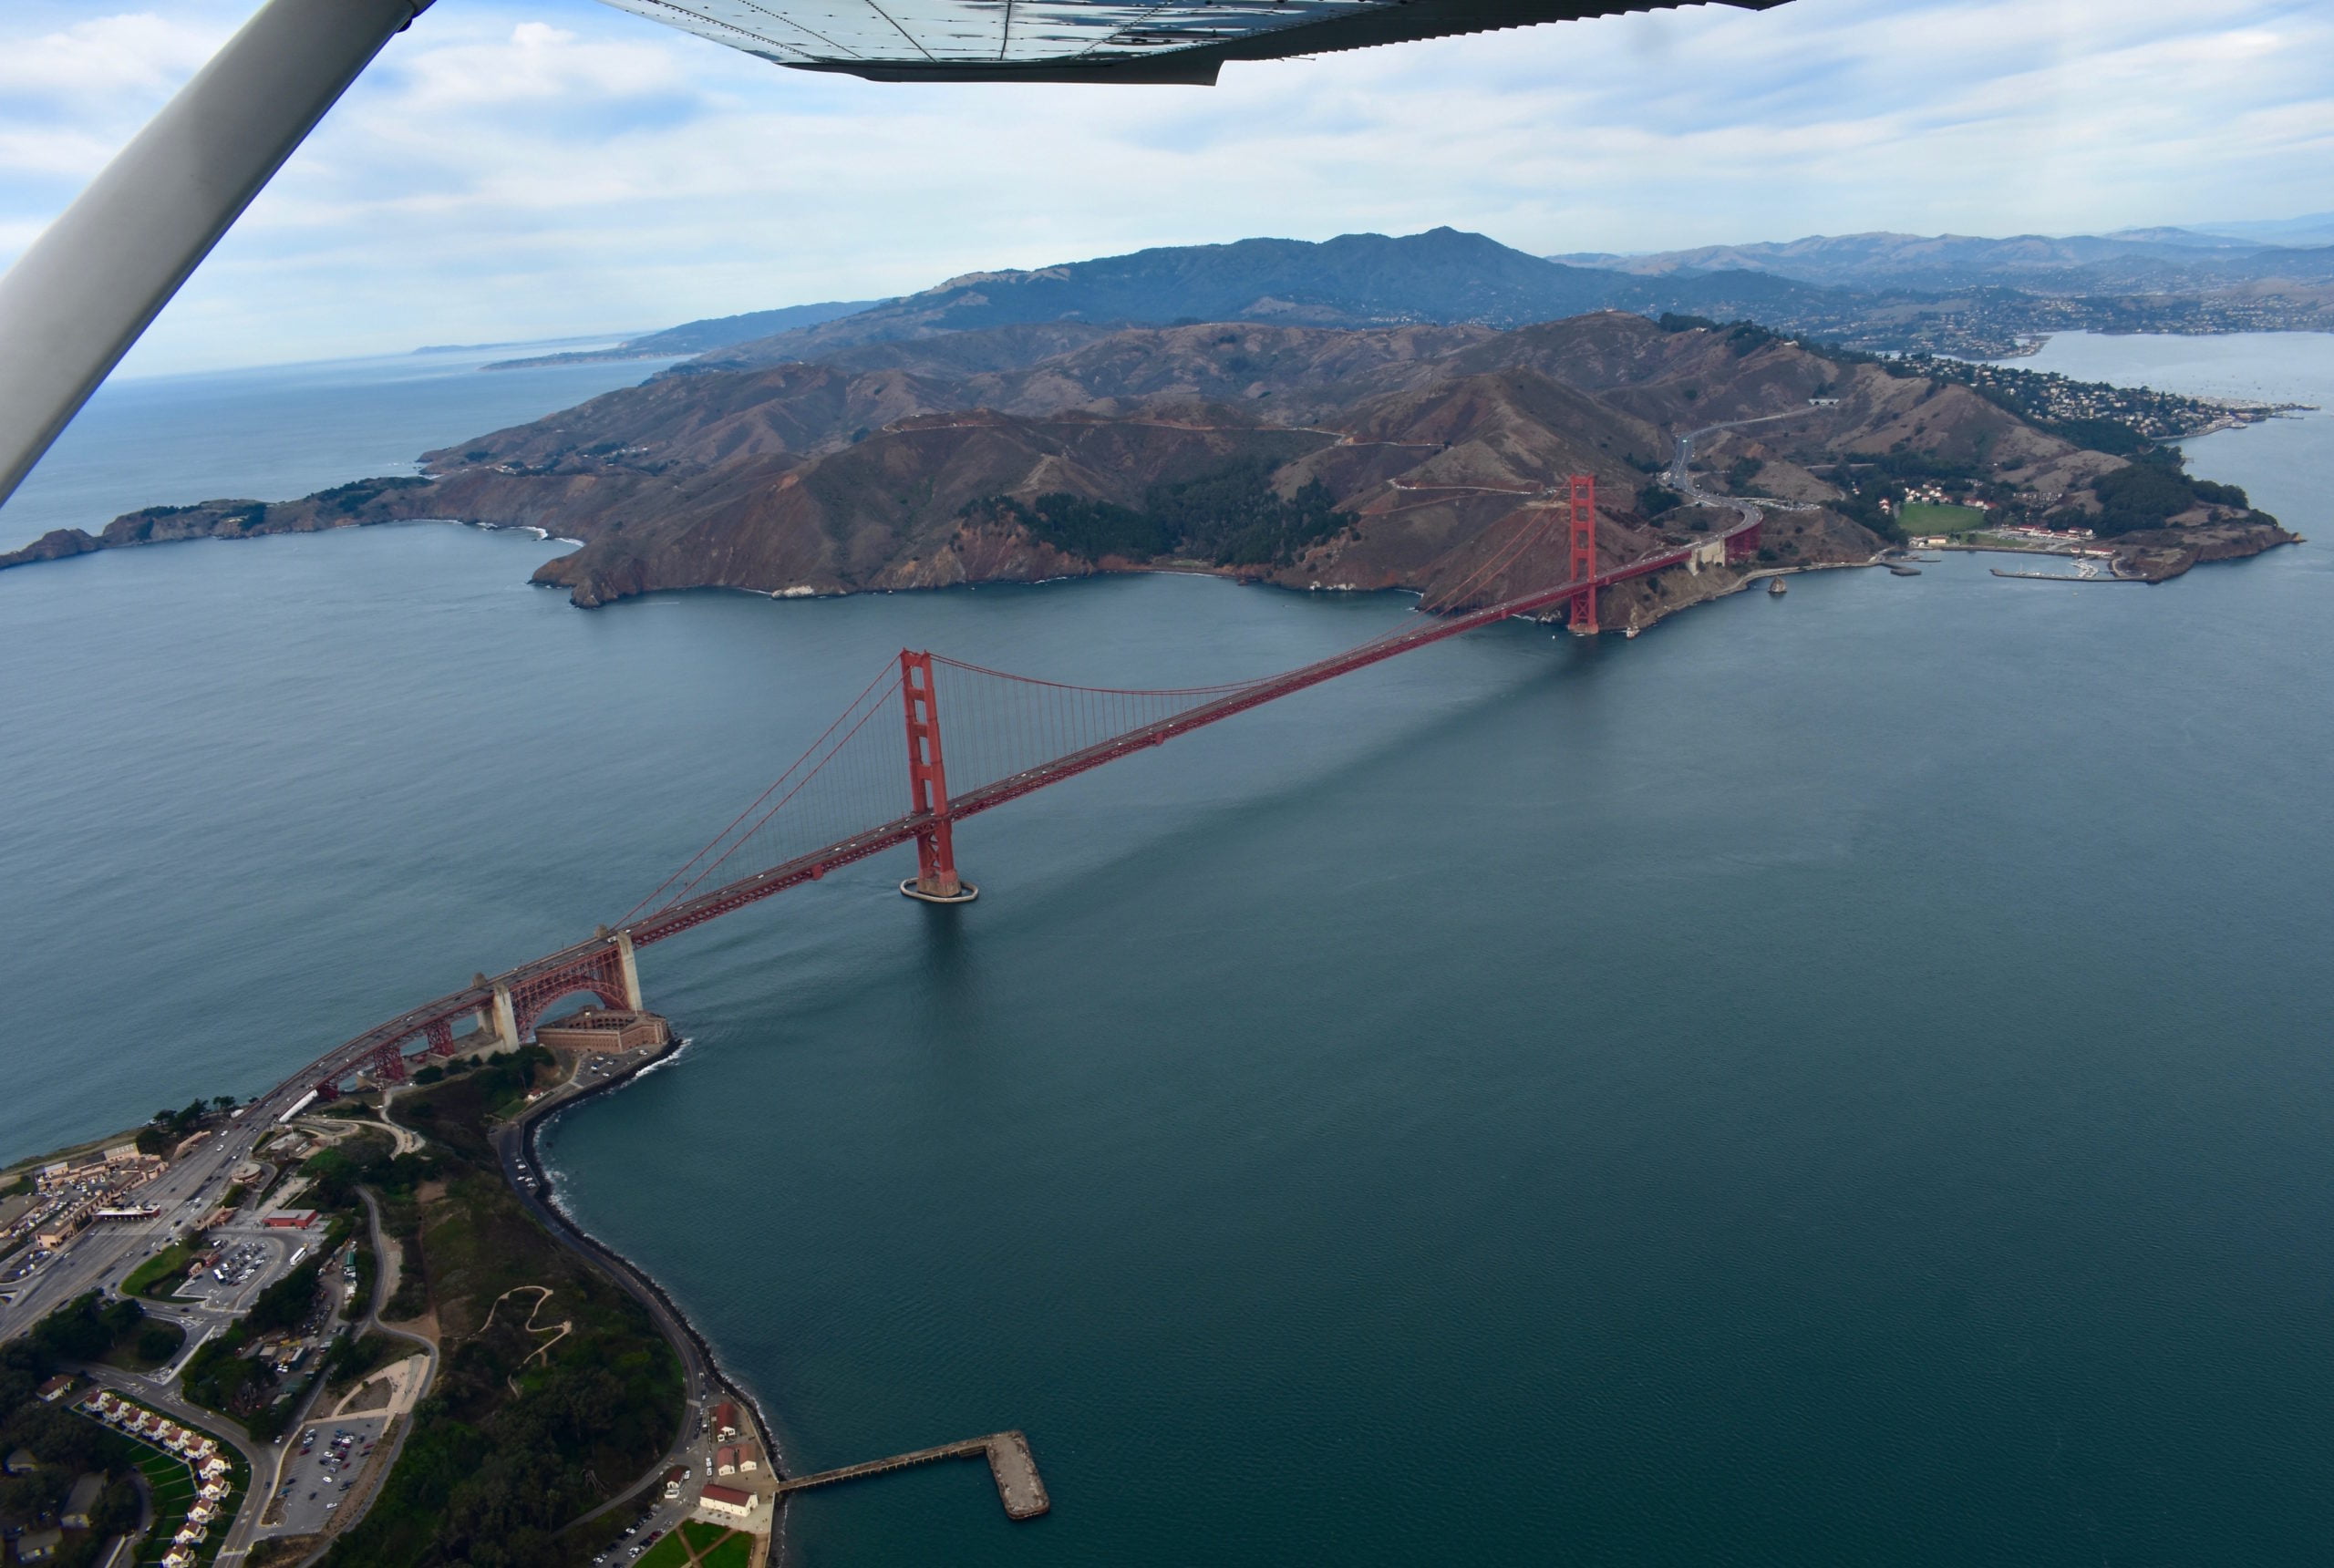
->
[[281, 507, 1763, 1099], [776, 1430, 1048, 1520]]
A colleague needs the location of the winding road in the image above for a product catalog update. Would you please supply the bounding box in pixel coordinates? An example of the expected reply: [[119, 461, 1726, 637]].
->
[[1670, 409, 1827, 524]]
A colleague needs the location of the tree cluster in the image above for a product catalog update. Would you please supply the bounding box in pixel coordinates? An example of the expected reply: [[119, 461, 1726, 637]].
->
[[965, 459, 1346, 570], [26, 1294, 143, 1365], [0, 1302, 149, 1566], [1637, 482, 1686, 519], [2088, 449, 2264, 537], [137, 1094, 236, 1156], [320, 1054, 679, 1568]]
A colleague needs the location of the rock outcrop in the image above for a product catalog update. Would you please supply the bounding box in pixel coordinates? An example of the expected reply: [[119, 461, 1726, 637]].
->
[[0, 528, 103, 570]]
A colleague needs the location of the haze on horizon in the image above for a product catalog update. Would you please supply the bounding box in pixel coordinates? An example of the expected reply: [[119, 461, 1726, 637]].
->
[[1, 0, 2329, 377]]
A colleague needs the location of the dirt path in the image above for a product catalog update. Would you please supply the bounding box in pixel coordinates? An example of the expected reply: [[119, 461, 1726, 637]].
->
[[480, 1284, 573, 1381]]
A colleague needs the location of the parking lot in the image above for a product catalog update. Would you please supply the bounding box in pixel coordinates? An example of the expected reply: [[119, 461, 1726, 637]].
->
[[202, 1240, 271, 1290], [266, 1414, 391, 1537]]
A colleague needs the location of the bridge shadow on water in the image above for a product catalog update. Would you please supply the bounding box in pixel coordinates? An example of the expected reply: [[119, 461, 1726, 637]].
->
[[887, 620, 1617, 1028]]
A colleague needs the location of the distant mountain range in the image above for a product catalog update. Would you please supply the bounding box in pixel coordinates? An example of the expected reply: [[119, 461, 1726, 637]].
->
[[1554, 225, 2334, 295], [490, 222, 2334, 378], [2174, 211, 2334, 248], [490, 298, 880, 368], [494, 229, 1859, 370]]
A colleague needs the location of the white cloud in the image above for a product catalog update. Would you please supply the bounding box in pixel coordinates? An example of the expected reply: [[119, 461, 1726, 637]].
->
[[0, 0, 2328, 373], [0, 11, 222, 100], [392, 19, 686, 108]]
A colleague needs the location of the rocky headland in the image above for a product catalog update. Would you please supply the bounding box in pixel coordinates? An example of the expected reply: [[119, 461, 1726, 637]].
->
[[5, 311, 2294, 627]]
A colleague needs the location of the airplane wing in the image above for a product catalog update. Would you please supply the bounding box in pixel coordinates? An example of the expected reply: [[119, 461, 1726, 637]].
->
[[0, 0, 1794, 509], [600, 0, 1788, 84]]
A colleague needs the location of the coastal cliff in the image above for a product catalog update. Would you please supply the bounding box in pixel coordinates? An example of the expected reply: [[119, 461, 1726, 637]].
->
[[1, 477, 433, 572]]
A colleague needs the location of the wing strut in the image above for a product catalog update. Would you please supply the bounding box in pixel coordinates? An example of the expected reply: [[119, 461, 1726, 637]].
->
[[0, 0, 435, 511]]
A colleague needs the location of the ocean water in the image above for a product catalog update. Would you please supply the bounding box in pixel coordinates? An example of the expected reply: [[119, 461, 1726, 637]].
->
[[4, 337, 2332, 1565], [0, 344, 675, 545], [2017, 331, 2334, 526]]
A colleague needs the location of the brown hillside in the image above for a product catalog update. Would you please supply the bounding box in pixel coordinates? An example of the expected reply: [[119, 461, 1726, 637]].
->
[[42, 309, 2288, 624]]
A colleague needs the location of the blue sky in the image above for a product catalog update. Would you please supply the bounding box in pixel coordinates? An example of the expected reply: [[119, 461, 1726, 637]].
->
[[2, 0, 2329, 373]]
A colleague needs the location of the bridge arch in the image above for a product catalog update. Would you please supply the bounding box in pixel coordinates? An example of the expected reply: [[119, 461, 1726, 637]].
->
[[507, 944, 636, 1041]]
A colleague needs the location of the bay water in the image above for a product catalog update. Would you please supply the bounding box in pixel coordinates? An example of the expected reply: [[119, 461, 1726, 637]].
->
[[3, 335, 2331, 1564]]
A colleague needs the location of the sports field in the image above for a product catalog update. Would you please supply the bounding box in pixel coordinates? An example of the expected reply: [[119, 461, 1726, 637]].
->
[[1900, 501, 1988, 533]]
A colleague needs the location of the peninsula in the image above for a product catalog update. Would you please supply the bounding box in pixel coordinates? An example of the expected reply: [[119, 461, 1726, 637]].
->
[[5, 311, 2295, 630]]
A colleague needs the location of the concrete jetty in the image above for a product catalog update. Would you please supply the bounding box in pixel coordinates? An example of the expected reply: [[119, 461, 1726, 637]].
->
[[775, 1430, 1049, 1520]]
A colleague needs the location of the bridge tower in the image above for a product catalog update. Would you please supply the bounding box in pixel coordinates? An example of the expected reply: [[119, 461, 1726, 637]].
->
[[1567, 474, 1598, 635], [900, 650, 977, 904], [611, 929, 645, 1011]]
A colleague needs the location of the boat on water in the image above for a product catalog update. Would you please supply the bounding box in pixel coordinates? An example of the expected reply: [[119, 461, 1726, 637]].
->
[[1768, 577, 1788, 595], [1888, 564, 1923, 576]]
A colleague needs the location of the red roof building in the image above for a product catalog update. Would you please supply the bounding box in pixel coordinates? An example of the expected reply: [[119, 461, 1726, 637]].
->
[[697, 1483, 757, 1520]]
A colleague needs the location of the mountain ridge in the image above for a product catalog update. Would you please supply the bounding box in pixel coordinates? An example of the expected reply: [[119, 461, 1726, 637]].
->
[[15, 312, 2289, 623], [1551, 227, 2334, 294]]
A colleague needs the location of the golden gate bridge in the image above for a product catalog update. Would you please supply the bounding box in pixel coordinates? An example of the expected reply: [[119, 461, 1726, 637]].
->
[[284, 480, 1761, 1103]]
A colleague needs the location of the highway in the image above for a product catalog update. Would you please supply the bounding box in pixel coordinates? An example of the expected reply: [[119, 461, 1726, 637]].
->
[[1669, 409, 1827, 523], [0, 1113, 280, 1330], [0, 1084, 368, 1565], [0, 1036, 738, 1556]]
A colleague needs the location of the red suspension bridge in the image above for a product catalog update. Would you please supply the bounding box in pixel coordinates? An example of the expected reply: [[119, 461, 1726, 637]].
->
[[284, 482, 1760, 1102]]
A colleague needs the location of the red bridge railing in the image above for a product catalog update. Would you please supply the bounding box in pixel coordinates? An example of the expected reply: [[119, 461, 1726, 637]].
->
[[283, 490, 1761, 1099]]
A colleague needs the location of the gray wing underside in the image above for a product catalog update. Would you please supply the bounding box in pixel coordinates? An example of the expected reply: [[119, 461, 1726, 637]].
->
[[595, 0, 1787, 84]]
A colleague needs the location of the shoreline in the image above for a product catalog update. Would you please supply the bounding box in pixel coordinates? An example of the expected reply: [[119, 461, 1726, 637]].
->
[[4, 473, 2295, 621], [499, 1041, 792, 1544]]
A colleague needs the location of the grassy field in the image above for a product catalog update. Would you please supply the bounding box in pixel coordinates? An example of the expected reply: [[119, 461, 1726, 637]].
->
[[635, 1523, 749, 1568], [697, 1532, 752, 1568], [131, 1448, 193, 1566], [1900, 501, 1989, 534], [124, 1243, 192, 1300]]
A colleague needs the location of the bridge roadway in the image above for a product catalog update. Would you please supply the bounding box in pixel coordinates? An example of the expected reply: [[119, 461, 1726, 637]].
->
[[276, 511, 1762, 1098]]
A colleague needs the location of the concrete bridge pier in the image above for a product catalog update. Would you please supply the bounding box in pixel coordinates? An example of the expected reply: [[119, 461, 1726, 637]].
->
[[614, 930, 644, 1011]]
